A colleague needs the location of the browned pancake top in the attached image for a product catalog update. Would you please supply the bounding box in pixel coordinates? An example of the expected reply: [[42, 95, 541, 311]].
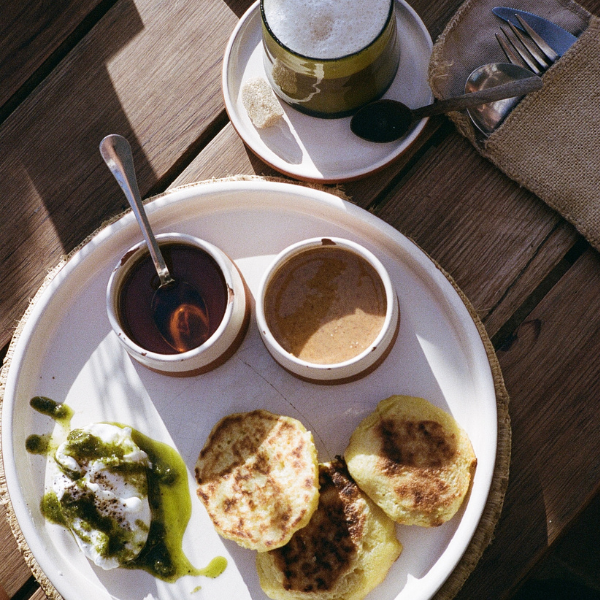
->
[[271, 457, 366, 592], [195, 410, 319, 550], [197, 412, 306, 478], [376, 417, 458, 522], [377, 418, 457, 469]]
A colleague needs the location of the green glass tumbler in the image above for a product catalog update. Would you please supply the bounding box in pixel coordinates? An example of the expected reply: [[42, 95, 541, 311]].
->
[[260, 0, 400, 119]]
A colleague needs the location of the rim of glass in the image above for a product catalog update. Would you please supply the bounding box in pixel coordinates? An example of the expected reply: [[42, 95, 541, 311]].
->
[[259, 0, 395, 62]]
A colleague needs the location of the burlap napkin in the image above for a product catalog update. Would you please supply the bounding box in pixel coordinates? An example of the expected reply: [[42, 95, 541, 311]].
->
[[428, 0, 600, 251]]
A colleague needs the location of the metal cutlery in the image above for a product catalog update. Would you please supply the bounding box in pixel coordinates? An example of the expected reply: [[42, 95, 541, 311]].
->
[[496, 15, 557, 75], [493, 7, 579, 74], [492, 7, 578, 56], [351, 66, 541, 142], [465, 63, 541, 136]]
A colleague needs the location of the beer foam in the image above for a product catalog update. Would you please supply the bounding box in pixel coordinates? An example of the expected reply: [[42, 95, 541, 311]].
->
[[262, 0, 391, 59]]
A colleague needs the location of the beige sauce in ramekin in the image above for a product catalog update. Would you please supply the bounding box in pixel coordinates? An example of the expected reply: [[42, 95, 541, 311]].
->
[[264, 246, 387, 364]]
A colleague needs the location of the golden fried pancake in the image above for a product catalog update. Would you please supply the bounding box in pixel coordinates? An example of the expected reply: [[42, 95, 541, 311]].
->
[[256, 457, 401, 600], [345, 395, 477, 527], [195, 410, 319, 551]]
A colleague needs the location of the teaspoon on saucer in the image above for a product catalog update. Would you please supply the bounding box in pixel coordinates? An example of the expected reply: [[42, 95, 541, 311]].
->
[[350, 63, 541, 143]]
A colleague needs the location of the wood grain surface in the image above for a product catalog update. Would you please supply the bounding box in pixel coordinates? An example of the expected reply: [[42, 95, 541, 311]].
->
[[457, 247, 600, 598], [0, 0, 249, 349], [2, 0, 600, 598], [0, 505, 26, 597], [0, 0, 108, 111]]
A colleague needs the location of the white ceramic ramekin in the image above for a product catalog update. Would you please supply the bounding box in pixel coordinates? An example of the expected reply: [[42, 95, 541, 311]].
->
[[106, 233, 249, 376], [256, 237, 399, 383]]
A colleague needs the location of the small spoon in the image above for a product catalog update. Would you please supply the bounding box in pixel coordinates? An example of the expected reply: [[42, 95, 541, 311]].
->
[[99, 134, 210, 353], [350, 63, 542, 143], [464, 62, 540, 135]]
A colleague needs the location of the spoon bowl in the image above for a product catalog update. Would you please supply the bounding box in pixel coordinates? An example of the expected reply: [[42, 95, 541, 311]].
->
[[465, 62, 537, 135], [106, 232, 251, 376], [151, 278, 210, 352], [100, 134, 210, 353], [350, 62, 541, 143]]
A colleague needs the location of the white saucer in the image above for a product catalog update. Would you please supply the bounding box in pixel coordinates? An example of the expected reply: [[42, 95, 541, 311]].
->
[[222, 0, 433, 183]]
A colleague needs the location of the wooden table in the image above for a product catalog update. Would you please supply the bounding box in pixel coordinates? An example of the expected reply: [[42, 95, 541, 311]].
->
[[1, 0, 599, 599]]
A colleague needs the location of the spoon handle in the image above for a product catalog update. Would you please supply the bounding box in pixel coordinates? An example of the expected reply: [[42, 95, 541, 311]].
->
[[412, 75, 542, 119], [99, 134, 173, 286]]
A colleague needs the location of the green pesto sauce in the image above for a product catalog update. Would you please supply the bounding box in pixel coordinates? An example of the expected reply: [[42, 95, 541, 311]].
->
[[38, 424, 151, 565], [30, 396, 73, 427], [26, 397, 72, 457], [25, 433, 51, 455], [29, 400, 226, 582], [195, 556, 228, 578], [124, 427, 226, 582], [40, 491, 68, 527], [60, 429, 148, 485], [70, 486, 145, 560]]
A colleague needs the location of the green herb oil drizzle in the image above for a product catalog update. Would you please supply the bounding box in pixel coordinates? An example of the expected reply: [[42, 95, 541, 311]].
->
[[29, 396, 73, 426], [25, 433, 51, 455], [27, 397, 226, 582], [124, 427, 227, 582], [26, 397, 73, 455]]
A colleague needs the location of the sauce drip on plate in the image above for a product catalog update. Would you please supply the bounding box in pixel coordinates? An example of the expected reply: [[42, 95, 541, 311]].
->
[[27, 397, 227, 582]]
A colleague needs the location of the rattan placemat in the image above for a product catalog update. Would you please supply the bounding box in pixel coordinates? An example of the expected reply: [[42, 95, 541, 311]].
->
[[0, 176, 510, 600]]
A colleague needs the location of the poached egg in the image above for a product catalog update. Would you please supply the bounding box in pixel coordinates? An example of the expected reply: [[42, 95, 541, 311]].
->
[[51, 423, 152, 570]]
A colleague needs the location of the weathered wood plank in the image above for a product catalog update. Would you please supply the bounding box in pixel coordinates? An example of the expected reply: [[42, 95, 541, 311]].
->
[[28, 584, 49, 600], [373, 132, 578, 337], [0, 0, 250, 348], [29, 588, 48, 600], [410, 0, 464, 40], [0, 0, 106, 111], [484, 225, 583, 341], [171, 124, 282, 185], [342, 118, 449, 208], [456, 247, 600, 598], [0, 504, 30, 596]]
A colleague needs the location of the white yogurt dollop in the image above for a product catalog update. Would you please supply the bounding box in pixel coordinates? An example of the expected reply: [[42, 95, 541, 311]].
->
[[51, 423, 151, 570]]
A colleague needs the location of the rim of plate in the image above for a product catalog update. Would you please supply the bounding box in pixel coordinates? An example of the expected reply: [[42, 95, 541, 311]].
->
[[2, 179, 497, 600]]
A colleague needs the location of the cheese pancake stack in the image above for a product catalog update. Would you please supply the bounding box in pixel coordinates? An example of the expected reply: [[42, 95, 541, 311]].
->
[[256, 457, 402, 600], [345, 395, 477, 527], [195, 410, 319, 551]]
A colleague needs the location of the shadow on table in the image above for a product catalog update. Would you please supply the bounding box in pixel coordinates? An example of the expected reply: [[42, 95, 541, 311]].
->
[[513, 579, 600, 600], [453, 416, 551, 599], [222, 0, 257, 19], [0, 0, 156, 341]]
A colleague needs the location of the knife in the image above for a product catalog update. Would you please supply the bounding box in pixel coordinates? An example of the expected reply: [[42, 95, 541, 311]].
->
[[492, 7, 578, 56]]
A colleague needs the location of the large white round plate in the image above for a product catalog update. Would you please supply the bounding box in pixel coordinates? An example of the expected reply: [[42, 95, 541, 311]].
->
[[2, 180, 496, 600], [222, 1, 433, 182]]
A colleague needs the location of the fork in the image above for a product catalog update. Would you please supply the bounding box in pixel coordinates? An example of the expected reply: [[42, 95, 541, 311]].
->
[[496, 14, 559, 75]]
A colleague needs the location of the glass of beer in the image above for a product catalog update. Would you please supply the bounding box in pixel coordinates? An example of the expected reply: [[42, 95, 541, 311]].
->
[[260, 0, 400, 118]]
